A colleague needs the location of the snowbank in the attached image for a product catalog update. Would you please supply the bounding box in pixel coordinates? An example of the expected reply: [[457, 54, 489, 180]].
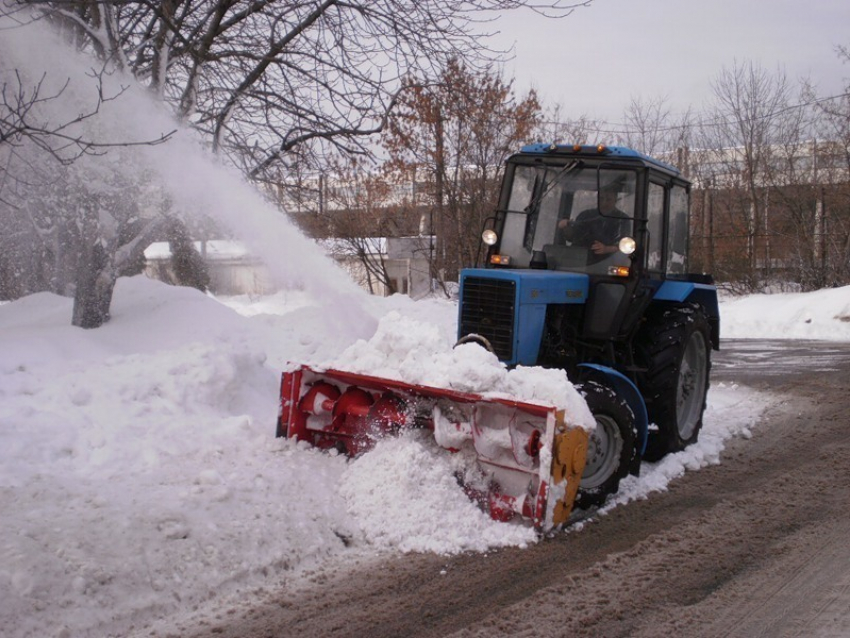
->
[[0, 277, 546, 638], [720, 286, 850, 341]]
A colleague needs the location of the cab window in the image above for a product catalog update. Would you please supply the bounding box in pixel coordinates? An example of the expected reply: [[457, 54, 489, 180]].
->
[[668, 186, 689, 274], [647, 182, 665, 272]]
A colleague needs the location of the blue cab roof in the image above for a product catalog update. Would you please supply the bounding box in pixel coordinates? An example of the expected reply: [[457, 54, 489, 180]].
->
[[518, 143, 681, 177]]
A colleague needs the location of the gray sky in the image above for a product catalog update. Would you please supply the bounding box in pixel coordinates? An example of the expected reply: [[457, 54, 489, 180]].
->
[[487, 0, 849, 125]]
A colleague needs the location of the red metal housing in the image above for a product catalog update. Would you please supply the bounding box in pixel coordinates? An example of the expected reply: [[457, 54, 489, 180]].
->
[[277, 365, 588, 530]]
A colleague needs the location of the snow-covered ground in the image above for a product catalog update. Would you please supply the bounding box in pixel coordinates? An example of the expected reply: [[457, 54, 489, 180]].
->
[[2, 275, 849, 638]]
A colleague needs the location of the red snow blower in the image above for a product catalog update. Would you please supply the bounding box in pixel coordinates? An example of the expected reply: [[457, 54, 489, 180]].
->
[[277, 365, 589, 530]]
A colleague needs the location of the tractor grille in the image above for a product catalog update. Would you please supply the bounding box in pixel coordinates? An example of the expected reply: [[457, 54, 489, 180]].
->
[[459, 277, 517, 362]]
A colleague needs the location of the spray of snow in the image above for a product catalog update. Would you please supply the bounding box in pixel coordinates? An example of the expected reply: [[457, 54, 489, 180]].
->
[[0, 10, 377, 342]]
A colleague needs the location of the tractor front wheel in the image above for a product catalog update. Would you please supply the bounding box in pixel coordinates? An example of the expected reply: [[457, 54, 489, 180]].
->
[[576, 381, 638, 509]]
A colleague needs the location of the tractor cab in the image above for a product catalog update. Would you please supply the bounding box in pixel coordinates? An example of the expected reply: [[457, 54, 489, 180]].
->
[[471, 144, 694, 353], [483, 144, 689, 281]]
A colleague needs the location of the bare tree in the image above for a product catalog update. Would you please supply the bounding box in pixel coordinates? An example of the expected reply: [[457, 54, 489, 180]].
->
[[694, 60, 794, 289], [294, 165, 407, 295], [0, 62, 172, 200], [1, 12, 173, 317], [620, 95, 673, 157], [383, 59, 542, 285], [617, 95, 695, 166], [3, 0, 591, 320], [806, 44, 850, 287], [24, 0, 590, 180], [537, 106, 605, 146]]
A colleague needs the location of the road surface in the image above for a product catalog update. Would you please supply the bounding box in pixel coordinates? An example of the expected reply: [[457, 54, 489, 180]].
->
[[183, 340, 850, 638]]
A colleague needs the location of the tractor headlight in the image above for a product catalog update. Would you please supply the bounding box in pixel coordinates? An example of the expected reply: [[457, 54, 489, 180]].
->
[[619, 236, 636, 255], [482, 229, 498, 246]]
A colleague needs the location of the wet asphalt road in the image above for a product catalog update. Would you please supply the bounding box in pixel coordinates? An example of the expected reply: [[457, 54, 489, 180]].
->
[[713, 339, 850, 384]]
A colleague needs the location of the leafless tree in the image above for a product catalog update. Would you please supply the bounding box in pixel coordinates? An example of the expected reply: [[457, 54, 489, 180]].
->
[[23, 0, 590, 180], [805, 45, 850, 287], [1, 12, 173, 318], [617, 95, 695, 166], [684, 54, 850, 291], [537, 106, 605, 146], [292, 165, 407, 295], [0, 62, 172, 201], [383, 59, 542, 285], [2, 0, 591, 321], [620, 95, 673, 157], [692, 60, 794, 289]]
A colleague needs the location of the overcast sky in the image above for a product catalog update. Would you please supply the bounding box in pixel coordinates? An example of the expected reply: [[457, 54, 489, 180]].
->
[[487, 0, 849, 126]]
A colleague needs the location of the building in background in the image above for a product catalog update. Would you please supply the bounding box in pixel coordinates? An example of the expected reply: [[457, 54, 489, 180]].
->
[[144, 235, 436, 298]]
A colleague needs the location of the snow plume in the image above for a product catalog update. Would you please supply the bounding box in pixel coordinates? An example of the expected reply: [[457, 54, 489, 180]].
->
[[0, 10, 376, 340]]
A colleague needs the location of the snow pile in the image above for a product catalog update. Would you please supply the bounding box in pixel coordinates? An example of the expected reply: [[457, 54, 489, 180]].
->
[[720, 286, 850, 340], [327, 310, 595, 430], [606, 381, 772, 510], [0, 277, 561, 638], [0, 279, 353, 638], [341, 431, 537, 553]]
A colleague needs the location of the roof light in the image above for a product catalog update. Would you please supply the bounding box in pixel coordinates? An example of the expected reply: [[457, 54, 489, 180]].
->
[[597, 144, 607, 153]]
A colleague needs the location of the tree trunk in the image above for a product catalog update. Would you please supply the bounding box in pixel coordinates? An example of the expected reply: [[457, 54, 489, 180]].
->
[[72, 241, 117, 329]]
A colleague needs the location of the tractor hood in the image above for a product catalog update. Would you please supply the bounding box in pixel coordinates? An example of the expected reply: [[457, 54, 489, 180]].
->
[[458, 268, 589, 366]]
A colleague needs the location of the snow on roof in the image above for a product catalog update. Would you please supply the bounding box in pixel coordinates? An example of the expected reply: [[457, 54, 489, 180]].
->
[[144, 240, 251, 260], [317, 237, 387, 255]]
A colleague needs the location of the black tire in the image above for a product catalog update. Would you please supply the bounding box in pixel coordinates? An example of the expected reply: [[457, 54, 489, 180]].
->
[[576, 380, 638, 509], [637, 303, 712, 462]]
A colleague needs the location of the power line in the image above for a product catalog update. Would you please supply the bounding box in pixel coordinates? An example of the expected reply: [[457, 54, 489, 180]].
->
[[541, 91, 850, 138]]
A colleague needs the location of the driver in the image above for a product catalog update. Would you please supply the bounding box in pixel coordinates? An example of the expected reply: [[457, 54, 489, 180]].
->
[[557, 184, 630, 256]]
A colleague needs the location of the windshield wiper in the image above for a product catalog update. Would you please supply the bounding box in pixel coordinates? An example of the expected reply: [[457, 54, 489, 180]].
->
[[522, 160, 581, 251], [494, 161, 582, 217], [525, 160, 581, 214]]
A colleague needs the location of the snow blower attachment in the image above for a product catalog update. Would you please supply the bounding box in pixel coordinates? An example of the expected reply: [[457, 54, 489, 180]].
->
[[278, 365, 589, 530]]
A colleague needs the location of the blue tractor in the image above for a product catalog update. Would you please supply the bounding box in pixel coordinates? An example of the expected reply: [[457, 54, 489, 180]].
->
[[457, 144, 720, 507], [279, 144, 720, 525]]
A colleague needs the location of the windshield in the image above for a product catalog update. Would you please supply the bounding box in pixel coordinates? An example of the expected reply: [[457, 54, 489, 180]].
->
[[498, 164, 637, 274]]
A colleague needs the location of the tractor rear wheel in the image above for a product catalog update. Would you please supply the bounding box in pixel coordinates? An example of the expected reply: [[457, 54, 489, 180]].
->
[[637, 303, 711, 462], [576, 381, 637, 509]]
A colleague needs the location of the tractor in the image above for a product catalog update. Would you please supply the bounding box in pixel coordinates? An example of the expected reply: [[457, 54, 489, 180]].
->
[[459, 143, 719, 508], [278, 144, 719, 529]]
